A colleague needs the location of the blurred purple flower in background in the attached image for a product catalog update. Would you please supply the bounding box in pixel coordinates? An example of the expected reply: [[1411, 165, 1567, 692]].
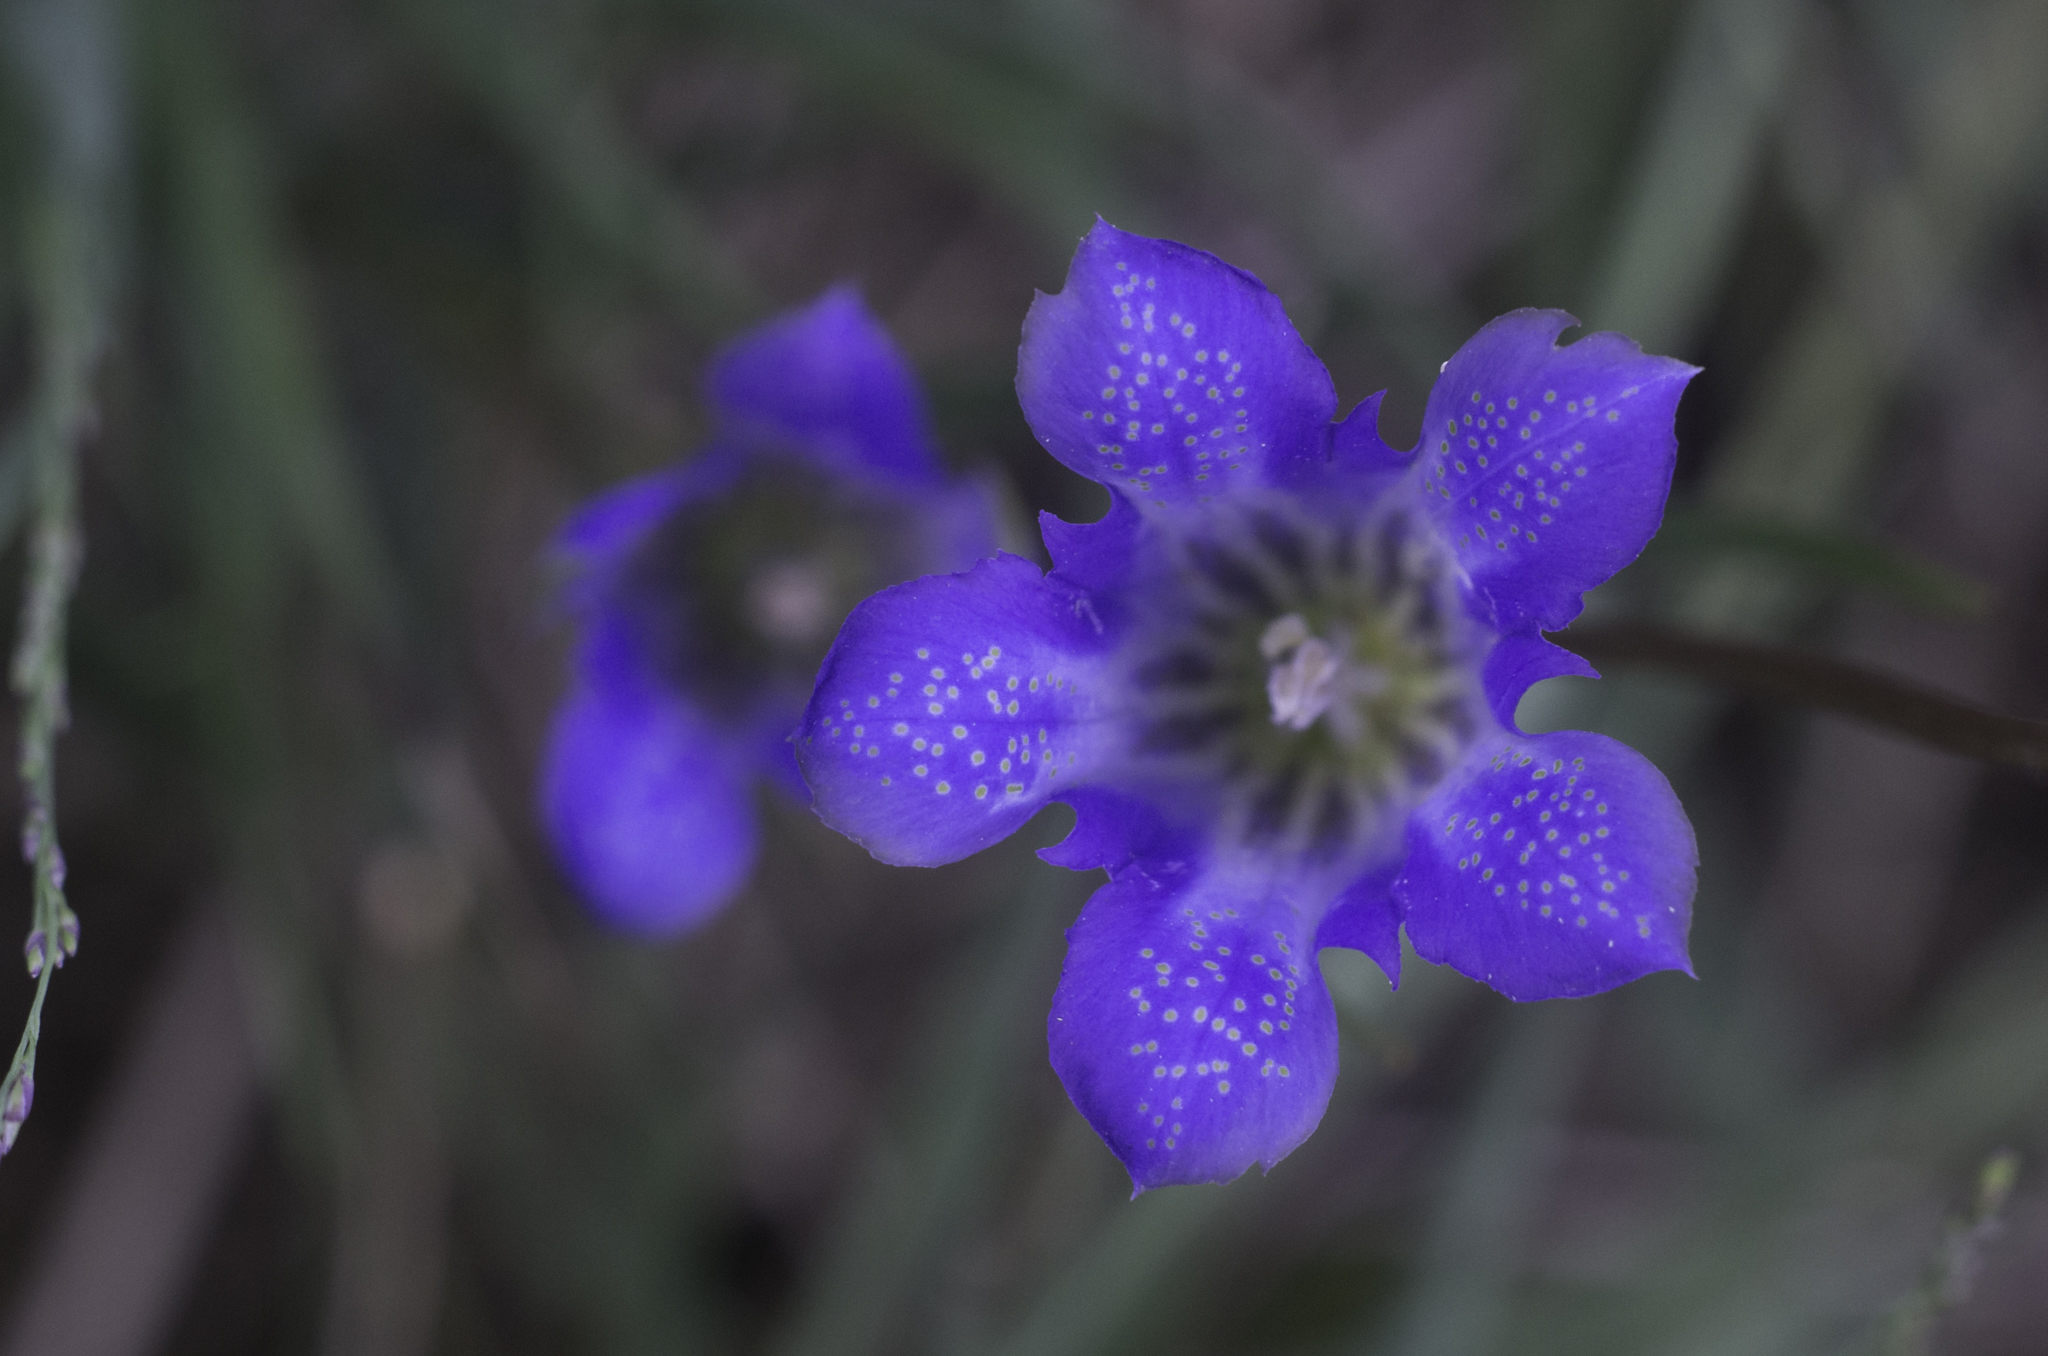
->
[[799, 223, 1701, 1190], [542, 290, 995, 935]]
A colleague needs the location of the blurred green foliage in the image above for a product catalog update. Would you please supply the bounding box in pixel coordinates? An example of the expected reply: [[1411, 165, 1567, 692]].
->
[[1, 0, 2046, 1353]]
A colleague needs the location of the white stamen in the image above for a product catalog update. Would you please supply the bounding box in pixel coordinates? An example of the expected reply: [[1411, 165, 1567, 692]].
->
[[1261, 612, 1388, 734], [1267, 636, 1341, 730], [1259, 613, 1311, 661]]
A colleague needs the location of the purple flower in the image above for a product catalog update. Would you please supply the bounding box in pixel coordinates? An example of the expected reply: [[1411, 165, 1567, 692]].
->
[[542, 289, 995, 935], [797, 222, 1701, 1191]]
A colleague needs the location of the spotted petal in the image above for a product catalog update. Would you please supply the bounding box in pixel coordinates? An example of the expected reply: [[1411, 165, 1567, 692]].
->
[[541, 674, 759, 936], [1018, 221, 1337, 508], [797, 554, 1118, 867], [1049, 866, 1339, 1192], [1412, 310, 1698, 633], [1395, 729, 1696, 1000], [709, 286, 947, 487]]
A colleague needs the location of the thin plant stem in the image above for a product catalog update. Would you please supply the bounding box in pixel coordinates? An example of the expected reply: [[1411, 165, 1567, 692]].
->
[[1556, 622, 2048, 774], [1880, 1149, 2021, 1356], [0, 0, 119, 1158], [0, 213, 98, 1158]]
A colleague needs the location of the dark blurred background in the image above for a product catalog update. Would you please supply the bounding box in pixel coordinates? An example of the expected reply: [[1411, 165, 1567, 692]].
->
[[2, 0, 2047, 1352]]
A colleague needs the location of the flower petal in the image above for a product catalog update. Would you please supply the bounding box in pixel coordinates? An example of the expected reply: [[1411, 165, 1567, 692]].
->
[[709, 286, 946, 487], [1293, 391, 1411, 500], [1412, 310, 1699, 632], [1017, 221, 1336, 508], [1039, 492, 1146, 599], [1481, 633, 1599, 732], [1037, 784, 1193, 874], [797, 554, 1117, 866], [553, 458, 734, 622], [541, 675, 759, 936], [1313, 861, 1403, 986], [1396, 730, 1696, 1000], [1048, 866, 1339, 1192], [556, 465, 703, 566]]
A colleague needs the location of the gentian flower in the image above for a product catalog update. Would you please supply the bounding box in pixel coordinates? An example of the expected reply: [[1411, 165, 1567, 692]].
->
[[542, 289, 995, 935], [797, 224, 1701, 1191]]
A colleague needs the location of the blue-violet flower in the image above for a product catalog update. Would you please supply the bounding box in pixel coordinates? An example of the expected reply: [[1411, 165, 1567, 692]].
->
[[542, 289, 994, 935], [797, 223, 1700, 1191]]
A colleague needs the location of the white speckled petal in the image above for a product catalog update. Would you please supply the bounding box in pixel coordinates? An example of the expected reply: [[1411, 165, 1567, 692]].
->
[[797, 554, 1118, 866], [1048, 864, 1339, 1193], [1411, 310, 1698, 633], [1395, 729, 1697, 1000], [1017, 221, 1337, 508]]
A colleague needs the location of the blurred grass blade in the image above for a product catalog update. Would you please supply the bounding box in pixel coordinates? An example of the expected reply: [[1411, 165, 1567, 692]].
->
[[717, 0, 1136, 246], [1639, 908, 2048, 1356], [0, 0, 122, 1161], [1588, 0, 1800, 350], [140, 0, 381, 1198], [1557, 622, 2048, 772], [1574, 0, 2048, 767], [1369, 1003, 1596, 1356], [1701, 0, 2048, 559], [1646, 509, 1988, 618], [774, 860, 1078, 1356], [151, 0, 398, 637], [986, 1185, 1232, 1356], [395, 0, 758, 332], [0, 426, 36, 566]]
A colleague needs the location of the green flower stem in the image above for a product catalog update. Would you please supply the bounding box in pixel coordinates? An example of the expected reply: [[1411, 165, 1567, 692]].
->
[[0, 0, 120, 1159], [1881, 1149, 2021, 1356], [0, 167, 105, 1159], [1555, 622, 2048, 774]]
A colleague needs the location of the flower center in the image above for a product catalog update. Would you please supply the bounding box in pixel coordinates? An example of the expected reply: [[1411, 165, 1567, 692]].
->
[[1260, 614, 1390, 734], [747, 558, 835, 646], [1127, 504, 1483, 860], [623, 465, 922, 711]]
